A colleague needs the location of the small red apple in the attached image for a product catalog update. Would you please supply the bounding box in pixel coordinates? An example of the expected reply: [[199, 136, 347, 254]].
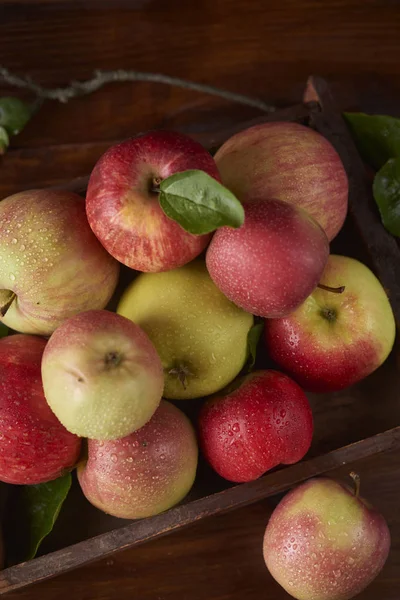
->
[[86, 130, 221, 273], [215, 121, 348, 241], [206, 198, 329, 318], [0, 335, 81, 485], [78, 400, 198, 519], [198, 370, 313, 483]]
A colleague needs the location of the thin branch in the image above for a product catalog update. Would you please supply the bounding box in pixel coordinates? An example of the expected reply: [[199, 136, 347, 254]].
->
[[0, 67, 275, 113]]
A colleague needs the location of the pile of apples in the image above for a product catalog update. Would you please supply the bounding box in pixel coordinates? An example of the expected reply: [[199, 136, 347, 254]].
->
[[0, 121, 396, 600]]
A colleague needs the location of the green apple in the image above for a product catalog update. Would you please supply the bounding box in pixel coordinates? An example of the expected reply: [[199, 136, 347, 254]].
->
[[117, 260, 254, 399]]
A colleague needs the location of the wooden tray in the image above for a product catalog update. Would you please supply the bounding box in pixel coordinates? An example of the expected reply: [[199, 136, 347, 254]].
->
[[0, 76, 399, 595]]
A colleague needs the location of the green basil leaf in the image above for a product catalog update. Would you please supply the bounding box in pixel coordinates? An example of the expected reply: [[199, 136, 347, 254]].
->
[[343, 112, 400, 170], [0, 126, 9, 155], [159, 169, 244, 235], [8, 472, 72, 562], [246, 322, 264, 371], [373, 157, 400, 237], [0, 97, 32, 136]]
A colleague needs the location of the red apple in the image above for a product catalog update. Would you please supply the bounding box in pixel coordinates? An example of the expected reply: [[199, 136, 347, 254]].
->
[[264, 254, 396, 392], [215, 121, 348, 241], [0, 335, 81, 485], [263, 476, 391, 600], [206, 198, 329, 318], [198, 370, 313, 483], [78, 400, 198, 519], [86, 130, 221, 273]]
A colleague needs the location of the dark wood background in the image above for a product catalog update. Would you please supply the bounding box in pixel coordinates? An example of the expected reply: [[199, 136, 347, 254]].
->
[[1, 0, 400, 598]]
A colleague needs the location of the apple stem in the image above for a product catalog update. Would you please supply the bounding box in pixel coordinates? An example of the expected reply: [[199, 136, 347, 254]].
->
[[150, 177, 162, 194], [168, 364, 193, 390], [317, 283, 346, 294], [0, 291, 16, 317], [349, 471, 361, 498]]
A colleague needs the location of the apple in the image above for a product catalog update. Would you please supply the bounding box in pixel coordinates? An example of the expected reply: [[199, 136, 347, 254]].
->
[[41, 310, 164, 440], [85, 130, 221, 273], [0, 189, 119, 336], [117, 260, 254, 400], [263, 476, 391, 600], [264, 254, 396, 392], [214, 121, 348, 241], [0, 334, 81, 485], [206, 198, 329, 318], [78, 400, 198, 519], [198, 370, 313, 483]]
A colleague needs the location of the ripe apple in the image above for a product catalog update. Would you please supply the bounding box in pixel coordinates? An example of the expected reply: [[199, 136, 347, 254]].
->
[[86, 130, 221, 273], [78, 400, 198, 519], [41, 310, 164, 440], [263, 476, 391, 600], [117, 260, 253, 399], [0, 334, 81, 485], [198, 370, 313, 483], [206, 198, 329, 318], [264, 254, 396, 392], [215, 121, 348, 241], [0, 189, 119, 336]]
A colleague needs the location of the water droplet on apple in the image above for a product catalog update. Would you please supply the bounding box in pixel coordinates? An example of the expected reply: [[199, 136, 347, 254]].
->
[[228, 430, 233, 436], [276, 419, 281, 425], [232, 423, 240, 433], [288, 581, 294, 587], [98, 452, 103, 458], [20, 244, 26, 251], [290, 537, 295, 543], [16, 223, 21, 228], [293, 544, 298, 550], [347, 557, 355, 565], [111, 453, 117, 463], [11, 238, 17, 244], [280, 409, 286, 418], [160, 453, 166, 460], [9, 273, 15, 281]]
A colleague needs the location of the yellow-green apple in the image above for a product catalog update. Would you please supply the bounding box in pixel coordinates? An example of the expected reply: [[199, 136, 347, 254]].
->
[[85, 130, 221, 273], [198, 370, 313, 483], [264, 254, 396, 392], [215, 121, 348, 241], [206, 199, 329, 318], [41, 310, 164, 440], [263, 476, 391, 600], [117, 260, 253, 400], [78, 400, 198, 519], [0, 334, 81, 485], [0, 189, 119, 336]]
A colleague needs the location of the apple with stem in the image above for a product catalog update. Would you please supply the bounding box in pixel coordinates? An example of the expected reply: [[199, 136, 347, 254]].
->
[[0, 189, 119, 336], [263, 474, 391, 600], [41, 310, 164, 440], [264, 254, 396, 392], [86, 130, 221, 273], [0, 334, 81, 485]]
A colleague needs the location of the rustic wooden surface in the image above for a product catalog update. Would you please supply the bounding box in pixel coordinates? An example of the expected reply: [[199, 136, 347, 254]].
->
[[1, 0, 400, 598]]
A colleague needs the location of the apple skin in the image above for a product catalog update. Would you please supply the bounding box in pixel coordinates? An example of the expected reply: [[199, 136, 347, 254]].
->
[[86, 130, 221, 273], [263, 477, 391, 600], [41, 310, 164, 440], [78, 400, 198, 519], [206, 198, 329, 318], [264, 254, 396, 393], [117, 260, 253, 400], [0, 189, 119, 336], [198, 370, 313, 483], [0, 334, 81, 485], [215, 121, 348, 241]]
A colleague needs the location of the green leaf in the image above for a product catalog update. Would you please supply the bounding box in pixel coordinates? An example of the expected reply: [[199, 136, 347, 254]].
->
[[0, 97, 32, 136], [343, 112, 400, 170], [246, 322, 264, 371], [9, 473, 72, 562], [159, 169, 245, 235], [373, 157, 400, 237], [0, 126, 9, 154]]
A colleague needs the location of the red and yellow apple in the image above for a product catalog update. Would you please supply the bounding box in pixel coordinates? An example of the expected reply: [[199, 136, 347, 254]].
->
[[215, 121, 348, 241], [78, 400, 198, 519], [86, 130, 221, 273], [0, 335, 81, 485], [264, 255, 396, 392]]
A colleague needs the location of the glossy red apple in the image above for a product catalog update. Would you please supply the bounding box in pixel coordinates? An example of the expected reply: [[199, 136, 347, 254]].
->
[[198, 370, 313, 483], [206, 198, 329, 318], [215, 121, 348, 241], [0, 335, 81, 485], [78, 400, 198, 519], [263, 476, 391, 600], [86, 130, 221, 273], [264, 254, 396, 392]]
